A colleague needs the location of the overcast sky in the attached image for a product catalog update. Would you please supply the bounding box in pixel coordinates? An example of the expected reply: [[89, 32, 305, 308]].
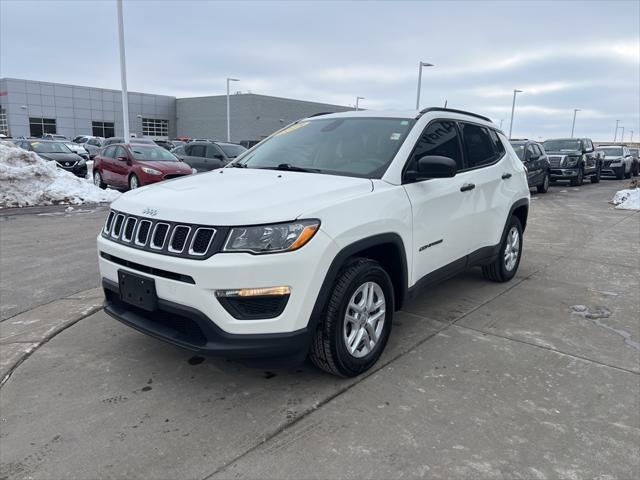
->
[[1, 0, 638, 141]]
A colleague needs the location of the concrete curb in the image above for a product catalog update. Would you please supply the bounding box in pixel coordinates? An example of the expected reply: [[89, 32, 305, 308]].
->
[[0, 287, 104, 386]]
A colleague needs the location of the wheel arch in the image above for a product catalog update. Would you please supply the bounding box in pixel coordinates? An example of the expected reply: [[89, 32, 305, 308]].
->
[[309, 233, 409, 329], [508, 198, 529, 233]]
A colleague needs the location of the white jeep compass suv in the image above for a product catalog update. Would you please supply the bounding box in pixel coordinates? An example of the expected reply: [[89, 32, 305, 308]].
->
[[97, 108, 530, 377]]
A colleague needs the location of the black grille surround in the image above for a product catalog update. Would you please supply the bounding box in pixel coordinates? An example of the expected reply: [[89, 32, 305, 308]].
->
[[102, 209, 228, 260]]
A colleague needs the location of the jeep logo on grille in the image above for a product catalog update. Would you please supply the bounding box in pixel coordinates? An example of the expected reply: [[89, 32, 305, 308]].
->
[[142, 208, 158, 217]]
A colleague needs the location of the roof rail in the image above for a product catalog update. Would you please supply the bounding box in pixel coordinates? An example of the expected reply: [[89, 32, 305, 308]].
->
[[417, 107, 492, 123]]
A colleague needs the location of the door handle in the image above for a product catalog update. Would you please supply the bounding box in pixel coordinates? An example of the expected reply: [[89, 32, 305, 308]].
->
[[460, 183, 475, 192], [501, 173, 512, 179]]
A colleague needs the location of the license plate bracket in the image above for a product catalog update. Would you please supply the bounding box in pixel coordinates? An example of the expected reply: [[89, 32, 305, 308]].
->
[[118, 270, 157, 311]]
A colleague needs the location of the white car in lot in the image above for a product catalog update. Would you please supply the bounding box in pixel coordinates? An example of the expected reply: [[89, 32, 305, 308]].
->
[[97, 108, 530, 377]]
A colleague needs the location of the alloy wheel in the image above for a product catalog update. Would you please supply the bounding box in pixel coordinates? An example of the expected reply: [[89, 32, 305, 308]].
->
[[343, 281, 386, 358], [503, 226, 520, 272]]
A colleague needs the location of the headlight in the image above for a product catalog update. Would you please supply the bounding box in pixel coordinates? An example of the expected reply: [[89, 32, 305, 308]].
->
[[564, 156, 580, 167], [141, 167, 162, 175], [223, 219, 320, 254]]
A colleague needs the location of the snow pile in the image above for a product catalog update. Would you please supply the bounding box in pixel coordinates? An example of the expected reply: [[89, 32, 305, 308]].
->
[[611, 188, 640, 210], [0, 141, 120, 208]]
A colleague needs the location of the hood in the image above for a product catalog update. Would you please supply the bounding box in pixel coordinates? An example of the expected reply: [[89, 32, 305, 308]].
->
[[112, 168, 373, 225], [136, 160, 193, 174], [603, 155, 623, 160], [545, 150, 582, 156], [38, 152, 83, 163]]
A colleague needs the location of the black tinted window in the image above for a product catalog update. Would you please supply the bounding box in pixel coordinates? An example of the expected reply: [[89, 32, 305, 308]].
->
[[103, 146, 116, 158], [408, 121, 463, 171], [206, 144, 223, 159], [489, 129, 505, 157], [460, 123, 498, 168], [188, 145, 206, 157]]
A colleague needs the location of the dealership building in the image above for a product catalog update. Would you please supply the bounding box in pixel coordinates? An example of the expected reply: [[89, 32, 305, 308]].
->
[[0, 78, 352, 144]]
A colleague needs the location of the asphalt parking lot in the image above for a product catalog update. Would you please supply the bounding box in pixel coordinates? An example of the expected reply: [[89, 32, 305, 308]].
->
[[0, 178, 638, 480]]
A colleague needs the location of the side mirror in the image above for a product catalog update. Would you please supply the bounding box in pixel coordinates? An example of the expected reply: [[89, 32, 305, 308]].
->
[[529, 154, 540, 161], [407, 155, 457, 181], [116, 155, 128, 162]]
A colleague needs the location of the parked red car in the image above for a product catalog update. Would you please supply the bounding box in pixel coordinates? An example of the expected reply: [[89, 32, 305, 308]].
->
[[93, 143, 193, 190]]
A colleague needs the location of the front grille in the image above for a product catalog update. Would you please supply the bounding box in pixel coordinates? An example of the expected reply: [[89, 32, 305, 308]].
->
[[548, 156, 562, 168], [169, 226, 191, 253], [151, 223, 170, 249], [101, 210, 221, 259]]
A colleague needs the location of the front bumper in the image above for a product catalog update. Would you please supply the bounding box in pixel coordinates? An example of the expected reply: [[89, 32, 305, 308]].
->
[[103, 278, 310, 360], [550, 168, 578, 179], [57, 163, 87, 178], [97, 228, 337, 337]]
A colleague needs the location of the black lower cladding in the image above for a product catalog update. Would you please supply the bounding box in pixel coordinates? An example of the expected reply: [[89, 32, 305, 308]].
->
[[103, 278, 310, 359]]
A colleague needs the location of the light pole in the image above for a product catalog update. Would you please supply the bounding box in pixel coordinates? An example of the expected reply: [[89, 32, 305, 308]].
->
[[355, 96, 365, 111], [614, 120, 620, 142], [116, 0, 130, 143], [226, 77, 239, 142], [415, 61, 434, 110], [570, 109, 580, 138], [499, 119, 504, 129], [620, 126, 625, 142], [630, 130, 634, 143], [508, 89, 523, 140]]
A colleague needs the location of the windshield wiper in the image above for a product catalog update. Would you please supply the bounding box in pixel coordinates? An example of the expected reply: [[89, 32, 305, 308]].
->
[[228, 162, 247, 168], [261, 163, 321, 173]]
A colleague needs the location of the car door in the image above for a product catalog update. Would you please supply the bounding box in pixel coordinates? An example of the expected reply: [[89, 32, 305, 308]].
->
[[457, 122, 511, 254], [110, 145, 130, 186], [402, 120, 470, 282], [205, 144, 227, 169], [582, 139, 596, 172], [523, 144, 538, 185], [182, 144, 207, 171], [98, 146, 117, 183]]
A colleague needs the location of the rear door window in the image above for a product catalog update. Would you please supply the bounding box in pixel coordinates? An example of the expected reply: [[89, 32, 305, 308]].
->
[[459, 122, 499, 169], [188, 145, 206, 157], [103, 146, 116, 158]]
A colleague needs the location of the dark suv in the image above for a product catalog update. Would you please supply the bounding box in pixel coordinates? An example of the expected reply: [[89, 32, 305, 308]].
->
[[542, 138, 601, 186], [509, 139, 551, 193], [16, 139, 87, 177]]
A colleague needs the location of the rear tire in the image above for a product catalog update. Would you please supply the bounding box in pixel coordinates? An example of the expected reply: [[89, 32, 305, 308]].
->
[[632, 161, 639, 177], [536, 171, 550, 193], [309, 258, 393, 377], [93, 170, 106, 189], [569, 166, 584, 186], [482, 216, 523, 283]]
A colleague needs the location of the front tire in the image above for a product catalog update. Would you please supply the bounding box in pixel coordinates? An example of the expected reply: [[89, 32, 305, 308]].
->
[[590, 165, 601, 183], [615, 166, 625, 180], [309, 258, 393, 377], [570, 166, 584, 186], [482, 216, 523, 283], [536, 171, 550, 193], [129, 174, 140, 190], [632, 161, 639, 177], [624, 164, 632, 179]]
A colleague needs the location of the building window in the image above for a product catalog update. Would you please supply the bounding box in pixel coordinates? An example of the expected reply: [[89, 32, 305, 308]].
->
[[92, 121, 115, 138], [142, 118, 168, 138], [29, 117, 57, 137], [0, 107, 8, 136]]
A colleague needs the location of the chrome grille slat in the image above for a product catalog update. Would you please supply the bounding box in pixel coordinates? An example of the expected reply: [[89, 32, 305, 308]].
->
[[150, 223, 170, 250], [111, 214, 125, 238], [135, 220, 152, 246], [122, 217, 137, 242], [189, 228, 216, 256], [104, 211, 115, 234], [168, 225, 191, 253]]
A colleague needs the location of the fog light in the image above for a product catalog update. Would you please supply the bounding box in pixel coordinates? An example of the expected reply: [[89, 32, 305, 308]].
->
[[215, 286, 291, 297]]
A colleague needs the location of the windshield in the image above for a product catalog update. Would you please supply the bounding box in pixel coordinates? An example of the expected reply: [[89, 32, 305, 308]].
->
[[130, 145, 179, 161], [510, 143, 525, 161], [630, 148, 639, 156], [543, 139, 581, 151], [217, 143, 247, 158], [598, 147, 623, 156], [30, 141, 72, 154], [239, 117, 414, 178]]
